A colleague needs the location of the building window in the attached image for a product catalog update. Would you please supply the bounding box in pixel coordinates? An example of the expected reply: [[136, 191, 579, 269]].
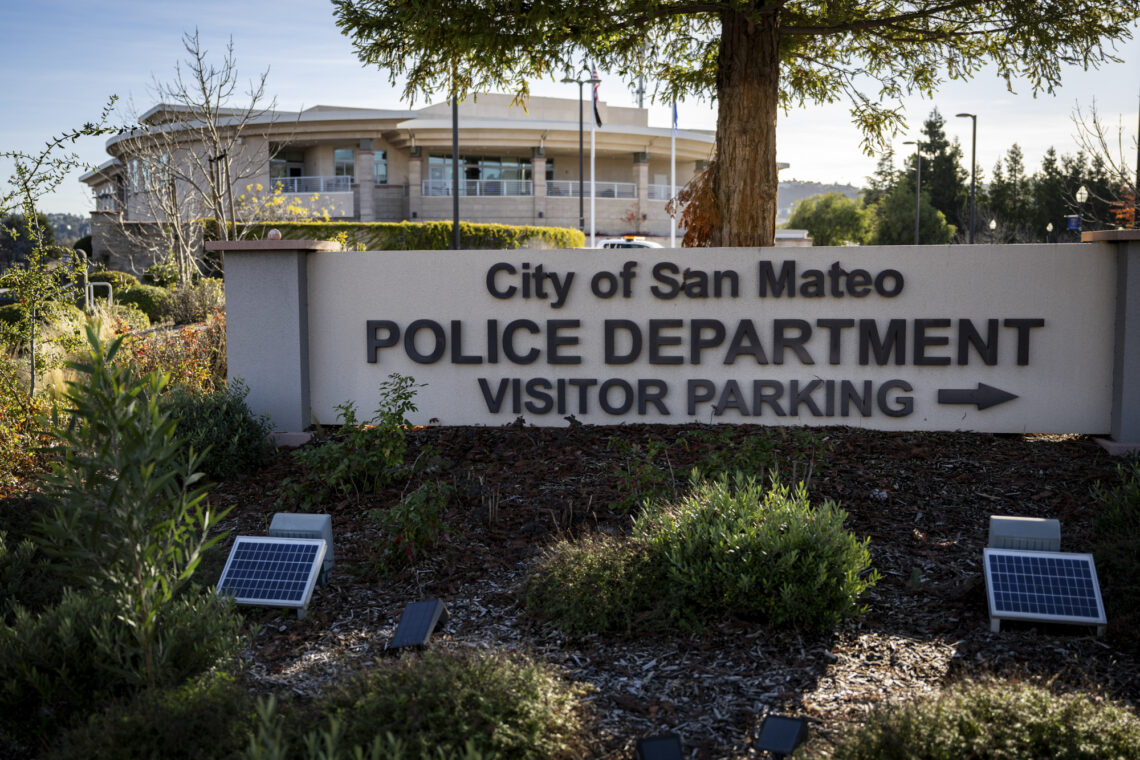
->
[[128, 158, 140, 192], [374, 150, 388, 185], [334, 148, 354, 178]]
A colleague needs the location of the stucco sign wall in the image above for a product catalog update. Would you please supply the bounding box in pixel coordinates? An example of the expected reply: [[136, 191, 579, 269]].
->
[[291, 245, 1114, 432]]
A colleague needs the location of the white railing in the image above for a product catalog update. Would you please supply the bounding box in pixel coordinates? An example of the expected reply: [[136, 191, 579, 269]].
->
[[546, 180, 637, 199], [271, 176, 353, 193], [421, 179, 533, 196], [647, 184, 675, 201]]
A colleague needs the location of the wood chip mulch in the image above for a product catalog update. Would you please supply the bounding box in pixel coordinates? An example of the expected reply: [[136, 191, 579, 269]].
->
[[209, 424, 1139, 759]]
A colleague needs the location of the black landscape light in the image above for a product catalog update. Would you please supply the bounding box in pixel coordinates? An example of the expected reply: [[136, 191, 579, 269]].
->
[[386, 599, 449, 652], [755, 714, 808, 758], [635, 733, 683, 760]]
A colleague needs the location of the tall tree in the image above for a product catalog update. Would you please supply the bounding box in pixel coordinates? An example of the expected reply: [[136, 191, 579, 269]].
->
[[917, 109, 969, 234], [333, 0, 1139, 246], [785, 192, 867, 245], [984, 144, 1033, 241], [869, 181, 954, 245]]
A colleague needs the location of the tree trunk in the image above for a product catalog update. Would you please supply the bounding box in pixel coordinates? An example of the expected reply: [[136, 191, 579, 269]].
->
[[710, 7, 781, 247]]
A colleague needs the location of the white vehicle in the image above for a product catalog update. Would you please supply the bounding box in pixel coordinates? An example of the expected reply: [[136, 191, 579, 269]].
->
[[597, 235, 663, 249]]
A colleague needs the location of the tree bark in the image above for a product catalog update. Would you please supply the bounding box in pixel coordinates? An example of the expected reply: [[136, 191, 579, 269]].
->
[[710, 6, 781, 247]]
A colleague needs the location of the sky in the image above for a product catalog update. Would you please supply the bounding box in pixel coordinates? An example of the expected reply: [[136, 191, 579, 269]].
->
[[2, 0, 1138, 216]]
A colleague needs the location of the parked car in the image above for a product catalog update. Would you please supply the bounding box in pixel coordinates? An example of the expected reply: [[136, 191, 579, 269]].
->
[[597, 235, 663, 249]]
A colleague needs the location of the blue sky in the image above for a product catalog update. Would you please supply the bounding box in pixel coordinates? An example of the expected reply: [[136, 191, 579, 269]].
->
[[2, 1, 1138, 215]]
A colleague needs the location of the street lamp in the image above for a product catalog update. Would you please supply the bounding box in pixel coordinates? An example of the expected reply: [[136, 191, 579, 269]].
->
[[562, 72, 601, 234], [1046, 221, 1054, 243], [1076, 185, 1089, 235], [903, 140, 923, 245], [955, 112, 977, 243]]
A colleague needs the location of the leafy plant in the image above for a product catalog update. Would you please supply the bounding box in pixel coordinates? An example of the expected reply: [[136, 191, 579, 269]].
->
[[528, 473, 878, 635], [608, 435, 682, 512], [282, 373, 421, 509], [37, 325, 231, 689], [804, 677, 1140, 759], [117, 283, 174, 323], [0, 588, 244, 743], [373, 480, 452, 573], [143, 258, 181, 288], [321, 649, 590, 760], [115, 312, 228, 394], [161, 380, 274, 480], [44, 672, 255, 760], [0, 352, 49, 494], [1093, 459, 1140, 648], [170, 277, 224, 325]]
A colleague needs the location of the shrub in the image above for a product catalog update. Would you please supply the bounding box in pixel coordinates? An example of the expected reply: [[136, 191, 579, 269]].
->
[[115, 313, 227, 394], [207, 219, 586, 250], [143, 259, 180, 288], [171, 277, 224, 325], [282, 373, 420, 509], [805, 678, 1140, 759], [161, 380, 274, 480], [1093, 460, 1140, 646], [44, 673, 255, 760], [0, 354, 48, 493], [528, 474, 878, 635], [87, 269, 140, 294], [322, 649, 590, 759], [118, 283, 174, 323], [37, 326, 233, 690], [373, 480, 452, 573], [0, 588, 244, 743]]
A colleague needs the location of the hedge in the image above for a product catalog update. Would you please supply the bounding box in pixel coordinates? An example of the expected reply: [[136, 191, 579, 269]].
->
[[203, 220, 585, 251]]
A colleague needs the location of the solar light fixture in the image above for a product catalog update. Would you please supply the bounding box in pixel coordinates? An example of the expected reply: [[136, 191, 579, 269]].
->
[[755, 714, 808, 758], [988, 515, 1061, 552], [269, 512, 335, 584], [635, 733, 683, 760], [216, 536, 327, 619], [386, 599, 450, 652], [983, 548, 1107, 635]]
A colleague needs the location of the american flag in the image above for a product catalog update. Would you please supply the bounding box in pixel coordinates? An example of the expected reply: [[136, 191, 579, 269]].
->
[[592, 69, 603, 128]]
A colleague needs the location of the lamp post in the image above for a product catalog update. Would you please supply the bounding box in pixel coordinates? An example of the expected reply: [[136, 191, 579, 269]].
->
[[562, 73, 601, 234], [1046, 221, 1054, 243], [955, 112, 977, 243], [1076, 184, 1089, 235], [903, 140, 922, 245]]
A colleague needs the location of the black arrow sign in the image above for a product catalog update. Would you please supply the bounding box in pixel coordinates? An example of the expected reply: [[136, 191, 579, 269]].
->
[[937, 383, 1018, 410]]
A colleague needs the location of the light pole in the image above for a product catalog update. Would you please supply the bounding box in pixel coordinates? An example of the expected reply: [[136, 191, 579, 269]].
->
[[903, 140, 922, 245], [956, 112, 977, 243], [562, 73, 601, 234], [1046, 221, 1054, 243], [1076, 184, 1089, 236]]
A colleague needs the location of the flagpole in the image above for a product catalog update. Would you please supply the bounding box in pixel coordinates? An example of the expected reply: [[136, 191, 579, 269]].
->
[[590, 118, 596, 247], [670, 102, 677, 248]]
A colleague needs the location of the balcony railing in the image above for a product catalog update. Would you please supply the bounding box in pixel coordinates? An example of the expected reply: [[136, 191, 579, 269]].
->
[[422, 179, 533, 196], [546, 180, 637, 199], [647, 184, 676, 201], [271, 176, 353, 193]]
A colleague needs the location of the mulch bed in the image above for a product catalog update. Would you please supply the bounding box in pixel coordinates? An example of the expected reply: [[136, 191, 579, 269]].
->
[[210, 424, 1138, 759]]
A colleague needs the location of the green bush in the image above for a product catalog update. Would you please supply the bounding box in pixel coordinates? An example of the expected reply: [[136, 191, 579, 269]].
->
[[118, 283, 173, 323], [373, 480, 452, 573], [171, 277, 224, 325], [72, 235, 92, 255], [0, 588, 244, 743], [87, 269, 140, 294], [0, 303, 20, 327], [205, 219, 586, 250], [162, 380, 274, 480], [805, 678, 1140, 760], [45, 673, 255, 760], [282, 374, 421, 509], [143, 259, 180, 288], [1093, 460, 1140, 640], [321, 649, 590, 760], [527, 474, 878, 635]]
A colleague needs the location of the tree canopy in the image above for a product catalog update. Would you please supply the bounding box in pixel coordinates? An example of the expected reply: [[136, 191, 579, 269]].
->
[[785, 192, 866, 246], [334, 0, 1139, 247]]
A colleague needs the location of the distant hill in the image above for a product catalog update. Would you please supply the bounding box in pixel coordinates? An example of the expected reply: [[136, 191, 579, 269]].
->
[[45, 213, 90, 245], [778, 180, 863, 223]]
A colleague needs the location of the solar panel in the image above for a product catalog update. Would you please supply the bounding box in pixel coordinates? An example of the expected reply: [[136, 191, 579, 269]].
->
[[755, 715, 808, 757], [216, 536, 327, 614], [386, 599, 449, 652], [983, 548, 1106, 634], [635, 734, 683, 760]]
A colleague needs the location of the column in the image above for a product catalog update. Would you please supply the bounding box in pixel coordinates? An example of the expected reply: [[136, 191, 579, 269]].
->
[[531, 147, 546, 223], [634, 151, 649, 233], [407, 147, 423, 220], [356, 140, 376, 222], [205, 239, 340, 435]]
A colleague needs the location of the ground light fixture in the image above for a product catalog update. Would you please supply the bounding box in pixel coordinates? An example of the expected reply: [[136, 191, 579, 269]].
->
[[755, 714, 808, 758], [634, 733, 683, 760], [386, 599, 450, 652]]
